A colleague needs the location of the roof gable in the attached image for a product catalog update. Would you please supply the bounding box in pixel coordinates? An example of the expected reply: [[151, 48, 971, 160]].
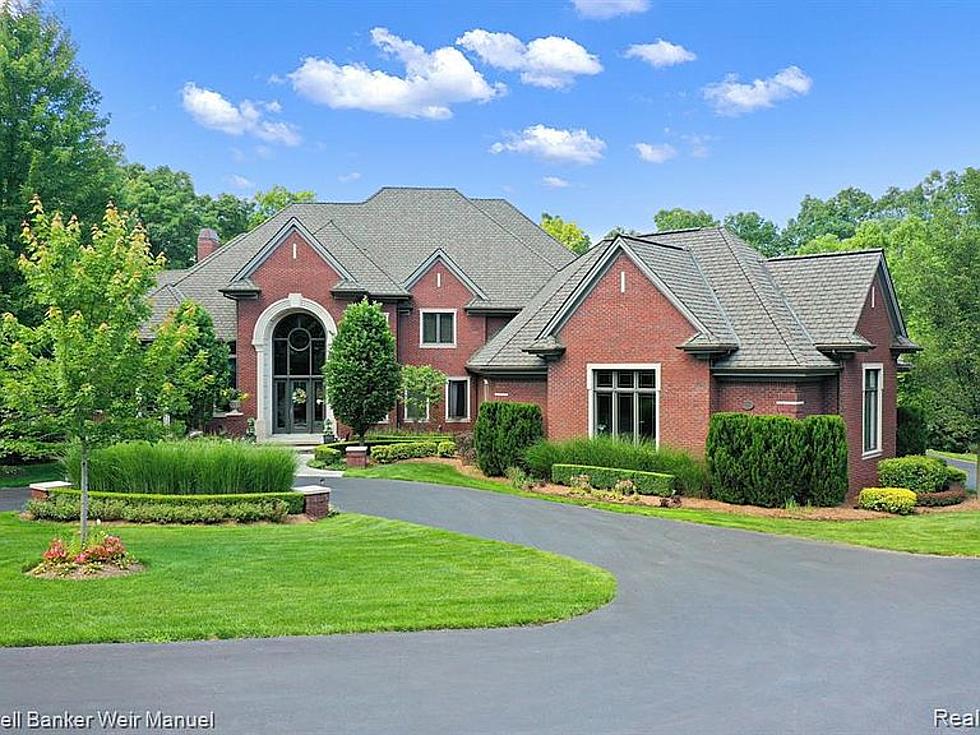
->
[[402, 248, 489, 300], [233, 218, 355, 283]]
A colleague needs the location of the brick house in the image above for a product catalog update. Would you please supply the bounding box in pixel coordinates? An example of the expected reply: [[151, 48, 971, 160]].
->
[[149, 187, 918, 493]]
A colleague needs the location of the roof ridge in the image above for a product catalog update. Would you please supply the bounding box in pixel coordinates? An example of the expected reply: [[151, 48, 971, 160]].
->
[[717, 228, 807, 367], [165, 230, 250, 287], [462, 195, 570, 270], [641, 225, 722, 237], [314, 218, 402, 290], [685, 244, 739, 346], [619, 233, 689, 252], [768, 248, 884, 262]]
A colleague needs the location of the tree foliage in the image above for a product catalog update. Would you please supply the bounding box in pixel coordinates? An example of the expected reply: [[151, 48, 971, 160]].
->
[[0, 199, 165, 541], [323, 300, 401, 439], [401, 364, 446, 425], [0, 4, 122, 320], [653, 208, 718, 232], [722, 211, 784, 256], [248, 186, 316, 229], [540, 212, 591, 255], [146, 301, 229, 431]]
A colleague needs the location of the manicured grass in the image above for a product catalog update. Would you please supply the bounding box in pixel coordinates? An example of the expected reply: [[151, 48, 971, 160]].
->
[[931, 449, 978, 464], [0, 462, 63, 489], [0, 512, 614, 647], [348, 462, 980, 557]]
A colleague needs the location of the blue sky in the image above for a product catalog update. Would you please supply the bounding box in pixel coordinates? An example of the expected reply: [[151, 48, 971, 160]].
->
[[52, 0, 980, 240]]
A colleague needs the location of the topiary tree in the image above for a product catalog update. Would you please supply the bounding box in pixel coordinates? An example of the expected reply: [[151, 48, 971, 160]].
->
[[323, 299, 400, 439], [146, 300, 229, 432], [401, 364, 446, 427]]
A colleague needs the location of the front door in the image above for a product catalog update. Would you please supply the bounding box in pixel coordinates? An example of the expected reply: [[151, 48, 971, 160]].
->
[[272, 312, 328, 434]]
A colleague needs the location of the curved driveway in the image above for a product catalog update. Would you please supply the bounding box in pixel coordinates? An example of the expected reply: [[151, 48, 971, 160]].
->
[[3, 477, 980, 734]]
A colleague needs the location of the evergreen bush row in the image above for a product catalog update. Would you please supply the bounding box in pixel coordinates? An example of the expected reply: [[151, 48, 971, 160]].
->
[[474, 402, 544, 476], [50, 487, 305, 514], [29, 493, 292, 524], [706, 413, 848, 507]]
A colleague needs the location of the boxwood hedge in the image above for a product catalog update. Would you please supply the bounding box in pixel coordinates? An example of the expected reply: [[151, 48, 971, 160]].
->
[[551, 463, 675, 496], [877, 455, 949, 495]]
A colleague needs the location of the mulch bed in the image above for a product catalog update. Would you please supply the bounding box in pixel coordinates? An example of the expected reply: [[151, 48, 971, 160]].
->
[[28, 562, 145, 580], [406, 457, 976, 521]]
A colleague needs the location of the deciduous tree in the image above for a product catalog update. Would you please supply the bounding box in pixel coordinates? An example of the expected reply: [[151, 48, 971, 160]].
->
[[540, 212, 591, 255]]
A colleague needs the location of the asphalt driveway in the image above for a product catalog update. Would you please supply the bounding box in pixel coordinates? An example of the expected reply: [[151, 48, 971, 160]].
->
[[3, 477, 980, 734]]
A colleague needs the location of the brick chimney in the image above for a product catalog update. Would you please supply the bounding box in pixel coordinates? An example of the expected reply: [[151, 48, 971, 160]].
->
[[197, 228, 220, 263]]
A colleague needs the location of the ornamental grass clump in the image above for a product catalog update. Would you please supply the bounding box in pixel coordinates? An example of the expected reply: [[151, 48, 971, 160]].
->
[[65, 440, 296, 495]]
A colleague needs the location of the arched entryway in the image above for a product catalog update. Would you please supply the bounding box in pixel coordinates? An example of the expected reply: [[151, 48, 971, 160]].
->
[[252, 294, 336, 439], [271, 312, 327, 434]]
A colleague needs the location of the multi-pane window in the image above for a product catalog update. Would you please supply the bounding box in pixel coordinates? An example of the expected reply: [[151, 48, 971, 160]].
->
[[446, 378, 469, 421], [421, 310, 455, 346], [592, 368, 658, 444], [863, 365, 883, 454], [227, 341, 237, 390]]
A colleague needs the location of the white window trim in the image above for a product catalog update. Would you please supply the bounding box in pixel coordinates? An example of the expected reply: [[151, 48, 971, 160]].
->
[[862, 362, 884, 458], [445, 376, 471, 423], [402, 390, 431, 423], [419, 308, 457, 348], [586, 363, 661, 448]]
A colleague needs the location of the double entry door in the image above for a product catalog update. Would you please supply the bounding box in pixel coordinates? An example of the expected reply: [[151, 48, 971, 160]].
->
[[274, 378, 325, 434]]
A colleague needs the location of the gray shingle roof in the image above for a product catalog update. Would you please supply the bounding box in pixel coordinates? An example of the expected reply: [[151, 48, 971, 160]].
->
[[473, 228, 897, 373], [767, 249, 885, 346], [146, 188, 575, 339]]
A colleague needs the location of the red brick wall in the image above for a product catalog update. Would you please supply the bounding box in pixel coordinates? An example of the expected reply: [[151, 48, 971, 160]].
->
[[397, 261, 485, 432], [546, 253, 711, 453], [838, 272, 899, 496], [476, 376, 549, 433], [714, 380, 835, 419]]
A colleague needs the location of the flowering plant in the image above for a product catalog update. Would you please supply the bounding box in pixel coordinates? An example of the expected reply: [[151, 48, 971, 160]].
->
[[33, 527, 136, 577]]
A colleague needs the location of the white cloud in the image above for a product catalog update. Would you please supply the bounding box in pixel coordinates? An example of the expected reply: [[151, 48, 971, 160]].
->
[[289, 27, 504, 120], [572, 0, 649, 19], [703, 65, 812, 116], [634, 142, 677, 163], [227, 174, 255, 190], [457, 30, 601, 89], [263, 100, 283, 113], [681, 133, 713, 158], [625, 40, 696, 68], [542, 176, 570, 188], [338, 171, 362, 183], [181, 83, 301, 145], [490, 124, 606, 164]]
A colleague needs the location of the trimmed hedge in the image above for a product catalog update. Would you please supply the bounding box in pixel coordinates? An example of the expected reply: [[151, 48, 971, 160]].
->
[[552, 463, 675, 496], [858, 487, 917, 515], [50, 487, 305, 514], [897, 404, 928, 456], [370, 441, 439, 464], [877, 455, 948, 495], [945, 465, 968, 486], [706, 413, 848, 508], [313, 445, 343, 464], [525, 436, 707, 497], [28, 494, 291, 524], [437, 441, 457, 458], [474, 402, 543, 477], [916, 488, 968, 507], [64, 440, 296, 495]]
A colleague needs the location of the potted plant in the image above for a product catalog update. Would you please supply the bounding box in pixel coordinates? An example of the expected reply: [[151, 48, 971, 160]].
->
[[322, 419, 336, 444]]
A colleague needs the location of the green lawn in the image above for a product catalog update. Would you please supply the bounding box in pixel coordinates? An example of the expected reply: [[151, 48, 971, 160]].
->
[[0, 462, 63, 489], [931, 449, 978, 464], [348, 462, 980, 557], [0, 512, 614, 647]]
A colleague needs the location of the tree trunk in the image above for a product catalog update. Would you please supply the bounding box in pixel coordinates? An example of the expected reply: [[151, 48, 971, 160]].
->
[[80, 442, 90, 545]]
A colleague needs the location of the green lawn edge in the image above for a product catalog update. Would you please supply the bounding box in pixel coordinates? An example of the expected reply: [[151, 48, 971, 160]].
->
[[0, 512, 615, 647], [346, 462, 980, 558], [930, 449, 978, 464]]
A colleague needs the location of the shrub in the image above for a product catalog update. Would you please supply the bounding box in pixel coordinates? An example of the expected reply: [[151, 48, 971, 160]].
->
[[945, 465, 968, 487], [474, 402, 543, 477], [525, 436, 706, 496], [552, 463, 675, 497], [706, 413, 848, 508], [437, 440, 456, 458], [504, 466, 535, 492], [896, 404, 928, 456], [370, 441, 440, 464], [916, 488, 968, 507], [454, 432, 476, 463], [28, 493, 290, 524], [858, 487, 917, 515], [64, 440, 296, 495], [49, 487, 304, 514], [877, 455, 948, 495], [313, 445, 343, 464]]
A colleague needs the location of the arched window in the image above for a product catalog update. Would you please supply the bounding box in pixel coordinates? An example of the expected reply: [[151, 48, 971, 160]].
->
[[272, 313, 326, 378]]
